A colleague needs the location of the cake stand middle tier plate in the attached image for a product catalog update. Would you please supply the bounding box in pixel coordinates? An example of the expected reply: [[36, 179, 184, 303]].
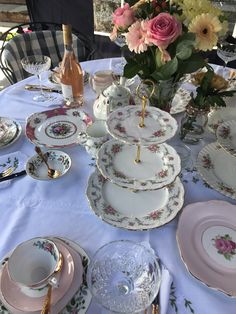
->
[[97, 139, 181, 190], [106, 105, 178, 145]]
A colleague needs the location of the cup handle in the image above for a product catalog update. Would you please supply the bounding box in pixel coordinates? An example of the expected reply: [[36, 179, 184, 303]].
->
[[49, 276, 59, 288]]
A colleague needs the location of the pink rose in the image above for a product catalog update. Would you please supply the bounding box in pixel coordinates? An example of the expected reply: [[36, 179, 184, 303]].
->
[[112, 3, 135, 29], [215, 238, 235, 254], [147, 13, 182, 49]]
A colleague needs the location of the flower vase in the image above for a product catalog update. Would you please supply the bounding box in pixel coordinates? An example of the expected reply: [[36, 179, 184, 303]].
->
[[148, 79, 180, 112], [179, 104, 209, 144]]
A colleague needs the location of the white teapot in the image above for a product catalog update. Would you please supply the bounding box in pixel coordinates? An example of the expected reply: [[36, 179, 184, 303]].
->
[[93, 80, 134, 120]]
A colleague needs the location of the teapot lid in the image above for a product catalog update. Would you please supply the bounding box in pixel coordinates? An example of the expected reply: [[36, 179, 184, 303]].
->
[[102, 82, 131, 99]]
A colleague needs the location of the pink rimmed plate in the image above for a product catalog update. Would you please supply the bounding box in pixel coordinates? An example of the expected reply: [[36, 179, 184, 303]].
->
[[86, 169, 184, 230], [0, 240, 82, 313], [177, 200, 236, 297], [106, 105, 177, 146], [26, 108, 92, 148], [0, 238, 84, 314]]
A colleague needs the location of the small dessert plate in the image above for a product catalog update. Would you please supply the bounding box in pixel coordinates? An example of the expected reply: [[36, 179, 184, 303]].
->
[[86, 170, 184, 230], [97, 139, 181, 190], [0, 117, 22, 149], [207, 107, 236, 133], [26, 150, 71, 180], [216, 120, 236, 156], [106, 105, 178, 146], [196, 142, 236, 199]]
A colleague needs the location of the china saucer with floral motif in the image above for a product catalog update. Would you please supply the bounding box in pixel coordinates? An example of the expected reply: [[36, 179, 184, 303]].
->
[[216, 120, 236, 156], [196, 142, 236, 199]]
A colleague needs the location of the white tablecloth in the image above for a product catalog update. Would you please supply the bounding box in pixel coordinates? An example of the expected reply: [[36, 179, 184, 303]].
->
[[0, 58, 236, 314]]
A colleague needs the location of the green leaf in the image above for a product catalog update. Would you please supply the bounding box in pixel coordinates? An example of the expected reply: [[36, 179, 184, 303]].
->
[[155, 48, 163, 68], [178, 53, 206, 75], [151, 57, 178, 80]]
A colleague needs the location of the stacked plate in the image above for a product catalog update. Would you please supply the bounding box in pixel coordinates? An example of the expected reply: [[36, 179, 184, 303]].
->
[[0, 117, 22, 149], [87, 105, 185, 230], [197, 108, 236, 199], [0, 237, 91, 314]]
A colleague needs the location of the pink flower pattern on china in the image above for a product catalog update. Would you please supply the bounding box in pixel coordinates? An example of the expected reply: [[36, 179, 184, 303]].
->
[[212, 234, 236, 261]]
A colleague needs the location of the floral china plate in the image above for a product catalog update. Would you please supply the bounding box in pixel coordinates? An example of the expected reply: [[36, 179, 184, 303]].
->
[[26, 150, 71, 180], [177, 200, 236, 297], [0, 237, 91, 314], [106, 105, 177, 146], [216, 120, 236, 155], [207, 107, 236, 133], [26, 108, 92, 148], [86, 169, 184, 230], [0, 117, 22, 149], [170, 88, 191, 115], [196, 142, 236, 199], [97, 139, 181, 190]]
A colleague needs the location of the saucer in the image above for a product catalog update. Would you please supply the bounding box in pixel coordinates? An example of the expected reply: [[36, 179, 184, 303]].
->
[[0, 238, 91, 314], [0, 118, 22, 149], [0, 240, 82, 313], [26, 150, 71, 180]]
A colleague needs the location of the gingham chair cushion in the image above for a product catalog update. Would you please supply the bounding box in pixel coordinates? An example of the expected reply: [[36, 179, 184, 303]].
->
[[2, 30, 88, 83]]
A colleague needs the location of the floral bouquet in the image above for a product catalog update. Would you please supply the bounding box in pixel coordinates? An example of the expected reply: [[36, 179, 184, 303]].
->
[[110, 0, 228, 110]]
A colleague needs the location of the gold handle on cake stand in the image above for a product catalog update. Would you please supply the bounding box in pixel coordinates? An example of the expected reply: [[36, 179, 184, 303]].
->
[[134, 79, 155, 164]]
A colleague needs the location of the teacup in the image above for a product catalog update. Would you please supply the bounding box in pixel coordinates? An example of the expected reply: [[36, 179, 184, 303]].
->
[[7, 237, 61, 290], [89, 70, 115, 96], [79, 120, 110, 157]]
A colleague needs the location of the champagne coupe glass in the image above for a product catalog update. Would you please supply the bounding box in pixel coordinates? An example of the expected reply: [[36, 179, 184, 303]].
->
[[87, 240, 161, 313], [21, 55, 52, 102], [217, 37, 236, 78]]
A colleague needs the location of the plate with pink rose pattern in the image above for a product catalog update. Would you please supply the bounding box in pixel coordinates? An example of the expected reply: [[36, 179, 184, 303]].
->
[[196, 142, 236, 199], [106, 105, 178, 146], [26, 108, 92, 148], [97, 139, 181, 190], [86, 169, 184, 230], [216, 120, 236, 156], [177, 200, 236, 297]]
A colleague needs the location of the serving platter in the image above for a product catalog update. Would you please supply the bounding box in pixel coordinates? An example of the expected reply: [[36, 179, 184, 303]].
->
[[26, 108, 92, 148], [196, 142, 236, 199], [177, 200, 236, 297], [0, 237, 91, 314], [86, 170, 184, 230], [0, 117, 22, 149], [216, 120, 236, 155], [97, 139, 181, 190], [106, 105, 178, 146]]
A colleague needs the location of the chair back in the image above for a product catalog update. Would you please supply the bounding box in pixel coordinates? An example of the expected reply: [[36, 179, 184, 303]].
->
[[0, 23, 93, 84]]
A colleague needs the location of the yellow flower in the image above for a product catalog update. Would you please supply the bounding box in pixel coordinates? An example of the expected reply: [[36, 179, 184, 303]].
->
[[189, 13, 222, 51]]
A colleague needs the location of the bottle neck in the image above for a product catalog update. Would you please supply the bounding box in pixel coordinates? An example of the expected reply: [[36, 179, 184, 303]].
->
[[64, 44, 73, 52]]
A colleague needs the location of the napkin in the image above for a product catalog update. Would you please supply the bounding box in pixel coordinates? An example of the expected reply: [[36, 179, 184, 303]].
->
[[0, 151, 28, 189]]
